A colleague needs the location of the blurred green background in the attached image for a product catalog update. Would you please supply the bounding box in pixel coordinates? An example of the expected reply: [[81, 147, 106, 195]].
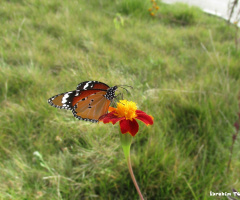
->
[[0, 0, 240, 199]]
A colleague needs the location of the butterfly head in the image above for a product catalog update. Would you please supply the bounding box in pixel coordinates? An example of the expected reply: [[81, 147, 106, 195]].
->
[[105, 86, 118, 100]]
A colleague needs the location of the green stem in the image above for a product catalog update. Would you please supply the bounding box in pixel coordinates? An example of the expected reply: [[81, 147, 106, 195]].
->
[[127, 155, 144, 200], [120, 133, 144, 200]]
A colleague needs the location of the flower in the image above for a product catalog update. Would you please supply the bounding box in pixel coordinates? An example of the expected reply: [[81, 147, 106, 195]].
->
[[99, 100, 153, 136], [150, 12, 155, 16]]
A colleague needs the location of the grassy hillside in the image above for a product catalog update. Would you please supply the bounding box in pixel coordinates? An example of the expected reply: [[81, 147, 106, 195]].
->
[[0, 0, 240, 199]]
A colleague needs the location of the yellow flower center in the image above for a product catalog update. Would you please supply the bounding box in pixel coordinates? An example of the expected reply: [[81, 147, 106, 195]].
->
[[115, 100, 137, 120]]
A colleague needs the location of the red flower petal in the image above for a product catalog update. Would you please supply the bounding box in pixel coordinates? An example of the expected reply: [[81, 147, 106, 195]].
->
[[120, 119, 139, 136], [135, 110, 154, 125], [99, 112, 124, 124]]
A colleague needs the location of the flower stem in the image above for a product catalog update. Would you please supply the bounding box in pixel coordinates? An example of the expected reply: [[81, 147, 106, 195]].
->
[[120, 133, 144, 199], [127, 155, 144, 200]]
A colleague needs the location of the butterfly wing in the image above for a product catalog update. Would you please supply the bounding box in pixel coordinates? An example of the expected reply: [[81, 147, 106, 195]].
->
[[76, 81, 110, 90], [72, 91, 111, 122], [48, 89, 108, 110], [48, 91, 78, 110]]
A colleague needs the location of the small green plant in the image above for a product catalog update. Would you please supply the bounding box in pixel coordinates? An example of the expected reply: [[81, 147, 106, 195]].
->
[[33, 151, 55, 174], [113, 13, 124, 29]]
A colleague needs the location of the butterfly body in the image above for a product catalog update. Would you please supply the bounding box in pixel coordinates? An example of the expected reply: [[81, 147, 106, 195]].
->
[[48, 81, 117, 122]]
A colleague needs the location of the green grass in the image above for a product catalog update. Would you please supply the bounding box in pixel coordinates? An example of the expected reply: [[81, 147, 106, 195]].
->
[[1, 0, 240, 199]]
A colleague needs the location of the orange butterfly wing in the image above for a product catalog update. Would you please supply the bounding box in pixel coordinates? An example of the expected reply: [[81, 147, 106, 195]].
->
[[72, 91, 111, 122]]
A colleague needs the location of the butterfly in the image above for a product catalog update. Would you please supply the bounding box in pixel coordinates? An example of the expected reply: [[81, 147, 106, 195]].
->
[[48, 81, 118, 123]]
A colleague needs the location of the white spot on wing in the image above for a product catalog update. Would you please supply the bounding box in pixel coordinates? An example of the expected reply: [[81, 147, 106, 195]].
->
[[62, 92, 72, 104], [83, 82, 90, 90]]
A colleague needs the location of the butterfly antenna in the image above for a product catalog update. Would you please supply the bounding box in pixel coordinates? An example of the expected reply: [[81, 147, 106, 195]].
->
[[117, 84, 133, 88], [117, 85, 133, 94], [117, 85, 133, 89]]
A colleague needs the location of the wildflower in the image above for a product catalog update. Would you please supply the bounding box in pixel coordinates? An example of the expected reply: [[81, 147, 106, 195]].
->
[[99, 100, 153, 200], [149, 0, 159, 16], [99, 100, 153, 136]]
